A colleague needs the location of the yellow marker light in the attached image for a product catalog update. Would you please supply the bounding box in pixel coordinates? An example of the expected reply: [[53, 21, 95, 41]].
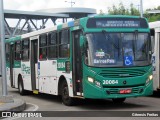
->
[[88, 77, 94, 83]]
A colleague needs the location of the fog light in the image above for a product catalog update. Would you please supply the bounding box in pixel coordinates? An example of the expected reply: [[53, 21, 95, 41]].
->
[[106, 90, 110, 94], [95, 81, 101, 88], [146, 78, 150, 85], [139, 88, 143, 93], [88, 77, 94, 83]]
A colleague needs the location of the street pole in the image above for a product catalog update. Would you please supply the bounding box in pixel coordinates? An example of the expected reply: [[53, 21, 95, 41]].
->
[[140, 0, 143, 17], [0, 0, 8, 96]]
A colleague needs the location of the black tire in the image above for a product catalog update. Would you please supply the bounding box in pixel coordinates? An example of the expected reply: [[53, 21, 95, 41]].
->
[[61, 81, 75, 106], [18, 76, 26, 95], [112, 98, 126, 104]]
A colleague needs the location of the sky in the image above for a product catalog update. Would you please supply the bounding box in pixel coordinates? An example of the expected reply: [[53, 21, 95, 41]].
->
[[3, 0, 160, 13], [3, 0, 160, 28]]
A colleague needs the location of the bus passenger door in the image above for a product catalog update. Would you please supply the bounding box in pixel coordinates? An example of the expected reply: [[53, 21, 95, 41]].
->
[[72, 30, 83, 96], [9, 44, 15, 87], [30, 39, 38, 90]]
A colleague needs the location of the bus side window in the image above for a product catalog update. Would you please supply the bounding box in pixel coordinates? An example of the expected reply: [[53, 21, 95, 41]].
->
[[39, 34, 47, 60], [22, 39, 30, 61], [59, 29, 70, 58], [48, 32, 57, 59], [15, 41, 21, 61]]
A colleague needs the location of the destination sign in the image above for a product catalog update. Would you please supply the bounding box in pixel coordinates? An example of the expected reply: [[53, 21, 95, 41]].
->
[[96, 20, 140, 28], [87, 17, 148, 28]]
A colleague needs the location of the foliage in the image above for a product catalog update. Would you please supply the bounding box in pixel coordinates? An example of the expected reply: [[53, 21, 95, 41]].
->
[[145, 6, 160, 22], [108, 2, 140, 16], [107, 2, 160, 22]]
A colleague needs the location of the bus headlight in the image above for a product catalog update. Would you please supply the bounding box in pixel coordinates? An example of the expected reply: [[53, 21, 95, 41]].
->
[[149, 75, 153, 80], [146, 75, 153, 85], [88, 77, 94, 83]]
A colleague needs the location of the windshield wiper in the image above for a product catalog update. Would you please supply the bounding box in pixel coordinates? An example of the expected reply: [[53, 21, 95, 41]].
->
[[102, 30, 119, 50]]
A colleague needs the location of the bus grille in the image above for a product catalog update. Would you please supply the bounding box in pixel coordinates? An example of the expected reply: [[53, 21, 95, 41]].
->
[[99, 69, 146, 78], [108, 87, 143, 94]]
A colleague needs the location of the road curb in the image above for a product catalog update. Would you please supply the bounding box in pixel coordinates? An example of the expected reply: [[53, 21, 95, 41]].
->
[[0, 98, 26, 111]]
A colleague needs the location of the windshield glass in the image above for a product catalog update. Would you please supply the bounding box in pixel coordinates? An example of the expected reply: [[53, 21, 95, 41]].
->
[[85, 32, 151, 67]]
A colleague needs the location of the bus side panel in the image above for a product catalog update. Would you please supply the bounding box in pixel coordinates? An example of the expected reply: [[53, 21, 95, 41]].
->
[[56, 59, 73, 97], [57, 70, 73, 97], [153, 31, 160, 90], [38, 60, 57, 95], [21, 61, 32, 91]]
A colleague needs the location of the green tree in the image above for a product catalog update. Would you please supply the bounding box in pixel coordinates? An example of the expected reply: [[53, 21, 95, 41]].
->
[[107, 3, 160, 22], [130, 3, 140, 16], [108, 5, 119, 15], [145, 6, 160, 22], [108, 2, 140, 16]]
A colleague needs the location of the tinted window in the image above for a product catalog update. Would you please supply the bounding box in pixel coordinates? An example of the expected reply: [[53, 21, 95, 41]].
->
[[59, 30, 70, 58], [59, 45, 69, 58], [22, 39, 29, 60], [47, 32, 58, 59], [48, 46, 57, 58], [15, 41, 21, 60], [40, 34, 47, 47], [48, 32, 57, 45], [60, 30, 69, 44], [39, 34, 47, 60]]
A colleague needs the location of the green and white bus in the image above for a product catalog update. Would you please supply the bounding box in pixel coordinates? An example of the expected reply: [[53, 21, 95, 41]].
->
[[6, 15, 153, 106], [149, 21, 160, 91]]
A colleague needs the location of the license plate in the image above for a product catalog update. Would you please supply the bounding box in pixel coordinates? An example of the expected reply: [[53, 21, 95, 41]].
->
[[119, 89, 132, 94]]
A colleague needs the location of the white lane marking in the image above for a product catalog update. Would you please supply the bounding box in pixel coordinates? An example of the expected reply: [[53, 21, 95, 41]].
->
[[3, 102, 39, 120], [24, 102, 39, 111]]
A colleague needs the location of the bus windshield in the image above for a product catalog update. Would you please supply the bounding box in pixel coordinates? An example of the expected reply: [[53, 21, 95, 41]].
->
[[85, 32, 151, 67]]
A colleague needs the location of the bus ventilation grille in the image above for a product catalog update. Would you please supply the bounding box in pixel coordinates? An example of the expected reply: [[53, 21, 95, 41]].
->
[[99, 69, 146, 78]]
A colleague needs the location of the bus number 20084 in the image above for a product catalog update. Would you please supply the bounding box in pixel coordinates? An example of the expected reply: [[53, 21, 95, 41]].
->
[[103, 80, 118, 85]]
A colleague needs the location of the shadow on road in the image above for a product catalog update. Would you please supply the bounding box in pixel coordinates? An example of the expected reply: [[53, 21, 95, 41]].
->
[[75, 99, 149, 110], [9, 88, 150, 110], [150, 91, 160, 98]]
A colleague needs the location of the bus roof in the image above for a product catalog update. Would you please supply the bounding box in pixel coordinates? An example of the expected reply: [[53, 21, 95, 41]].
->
[[6, 14, 147, 43], [21, 26, 57, 39], [89, 14, 142, 18]]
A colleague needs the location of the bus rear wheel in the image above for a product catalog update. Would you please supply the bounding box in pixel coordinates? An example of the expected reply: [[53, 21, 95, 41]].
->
[[112, 98, 126, 103], [61, 81, 75, 106], [18, 76, 26, 95]]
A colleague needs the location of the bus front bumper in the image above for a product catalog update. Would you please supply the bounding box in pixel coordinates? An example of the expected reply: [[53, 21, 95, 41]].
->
[[83, 81, 153, 99]]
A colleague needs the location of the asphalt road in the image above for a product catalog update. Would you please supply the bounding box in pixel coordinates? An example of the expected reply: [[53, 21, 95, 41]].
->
[[0, 78, 160, 120]]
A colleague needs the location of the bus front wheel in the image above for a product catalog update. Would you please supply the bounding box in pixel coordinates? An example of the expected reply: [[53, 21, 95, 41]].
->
[[112, 98, 126, 103], [61, 81, 75, 106]]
